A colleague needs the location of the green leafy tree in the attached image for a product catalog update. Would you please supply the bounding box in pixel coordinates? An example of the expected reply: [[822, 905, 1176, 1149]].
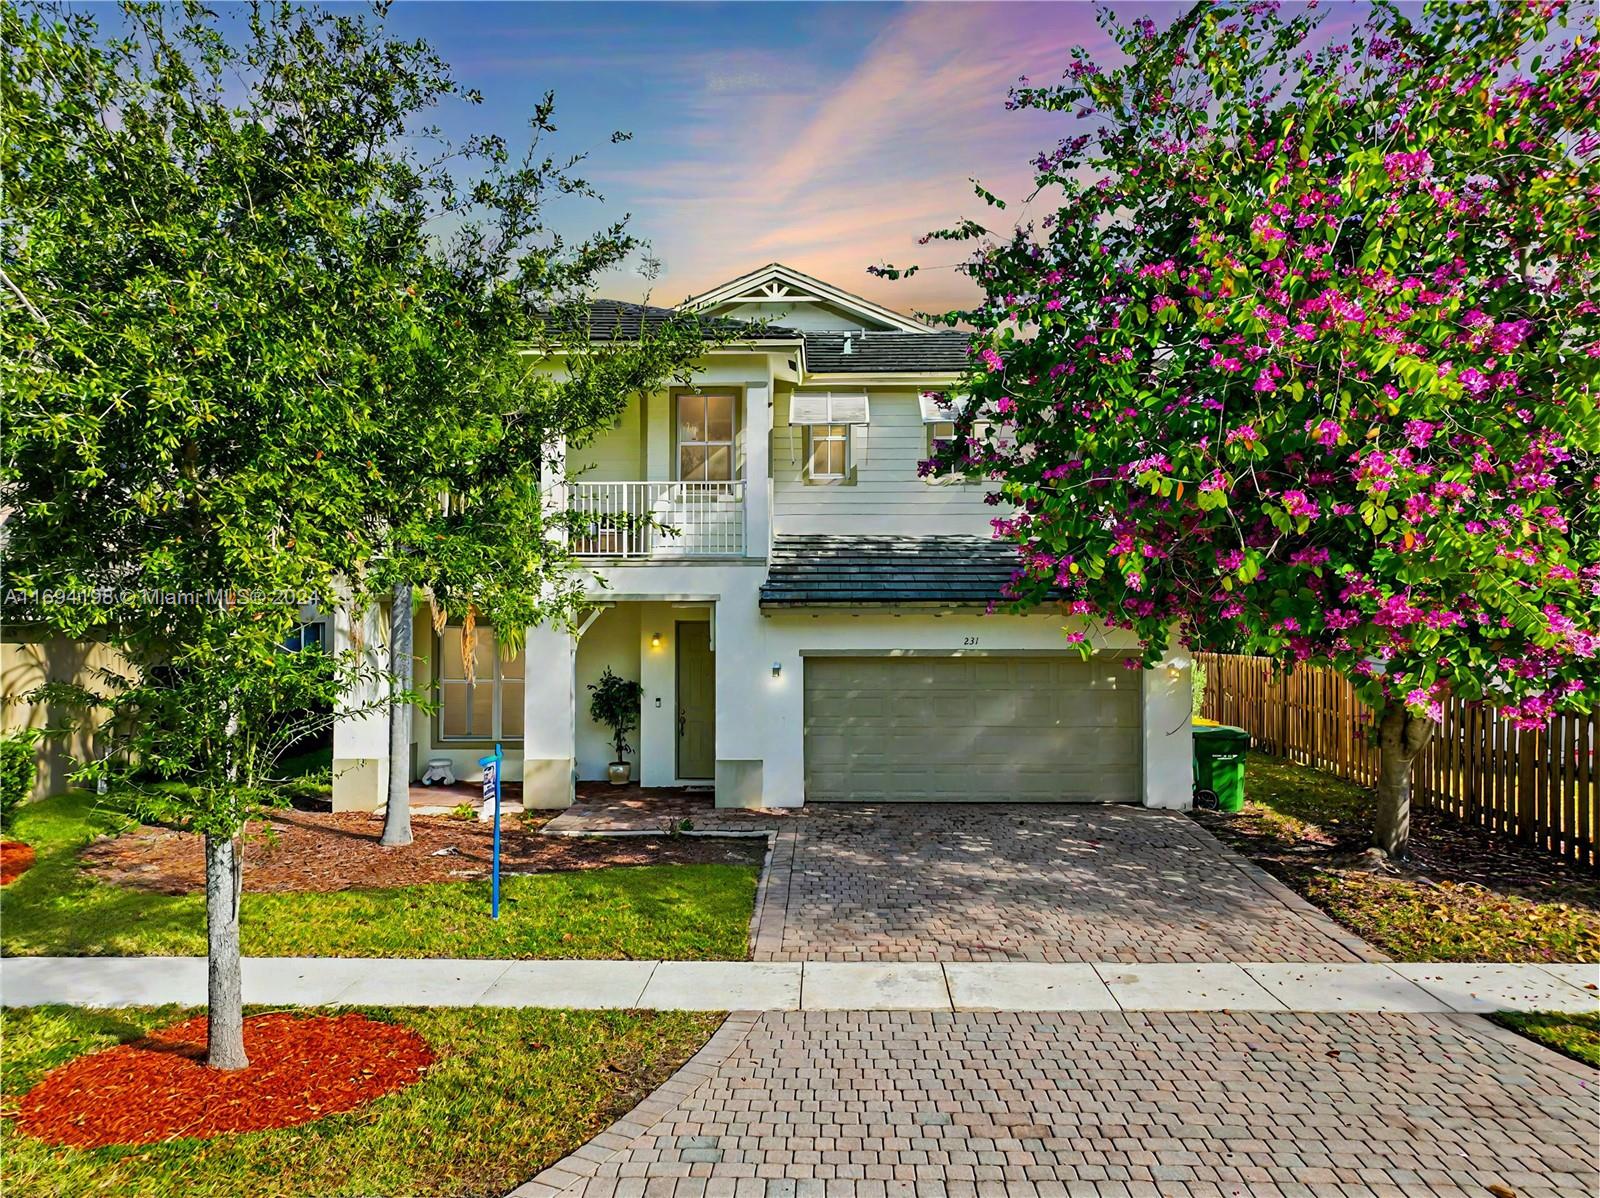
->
[[357, 100, 709, 848], [889, 0, 1599, 855], [1, 0, 701, 1066]]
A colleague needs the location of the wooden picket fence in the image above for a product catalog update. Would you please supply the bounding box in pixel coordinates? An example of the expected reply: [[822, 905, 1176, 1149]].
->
[[1197, 653, 1598, 869]]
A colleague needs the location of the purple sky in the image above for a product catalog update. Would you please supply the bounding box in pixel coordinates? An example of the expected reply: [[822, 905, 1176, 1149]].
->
[[381, 2, 1373, 318]]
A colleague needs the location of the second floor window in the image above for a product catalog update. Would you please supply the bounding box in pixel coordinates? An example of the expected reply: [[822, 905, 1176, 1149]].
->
[[926, 420, 991, 475], [677, 393, 736, 481], [808, 424, 849, 480], [438, 626, 525, 743]]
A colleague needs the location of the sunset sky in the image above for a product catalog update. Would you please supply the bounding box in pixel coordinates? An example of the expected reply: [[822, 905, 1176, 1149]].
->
[[381, 1, 1374, 319]]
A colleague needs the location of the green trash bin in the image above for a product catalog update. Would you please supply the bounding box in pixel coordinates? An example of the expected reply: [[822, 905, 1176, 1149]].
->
[[1193, 725, 1250, 813]]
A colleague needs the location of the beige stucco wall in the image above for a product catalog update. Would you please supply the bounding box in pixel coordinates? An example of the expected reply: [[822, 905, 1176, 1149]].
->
[[512, 594, 1194, 813], [1, 637, 133, 802]]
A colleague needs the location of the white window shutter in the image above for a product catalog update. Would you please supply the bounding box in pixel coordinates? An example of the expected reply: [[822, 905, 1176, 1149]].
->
[[829, 393, 870, 425], [788, 392, 831, 424], [790, 391, 871, 425]]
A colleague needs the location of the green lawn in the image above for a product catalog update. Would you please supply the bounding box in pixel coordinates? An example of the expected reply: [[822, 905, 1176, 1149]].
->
[[1, 793, 758, 961], [1202, 752, 1600, 964], [1, 1003, 721, 1198], [1491, 1010, 1600, 1069]]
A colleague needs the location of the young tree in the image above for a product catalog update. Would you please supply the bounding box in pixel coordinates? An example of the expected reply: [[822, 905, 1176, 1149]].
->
[[890, 0, 1599, 855], [1, 0, 701, 1066], [359, 103, 709, 848]]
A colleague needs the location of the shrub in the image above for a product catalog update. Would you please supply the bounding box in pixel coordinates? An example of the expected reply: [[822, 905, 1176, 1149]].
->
[[0, 728, 41, 831], [587, 668, 644, 762]]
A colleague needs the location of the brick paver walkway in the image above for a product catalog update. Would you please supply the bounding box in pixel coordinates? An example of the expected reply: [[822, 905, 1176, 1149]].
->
[[753, 805, 1375, 964], [551, 787, 792, 835], [513, 1009, 1599, 1198]]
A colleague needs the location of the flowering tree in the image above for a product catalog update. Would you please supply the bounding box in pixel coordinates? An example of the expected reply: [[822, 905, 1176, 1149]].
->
[[891, 0, 1599, 855]]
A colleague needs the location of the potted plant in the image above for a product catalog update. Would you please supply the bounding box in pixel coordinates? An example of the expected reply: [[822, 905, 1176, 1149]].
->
[[588, 668, 644, 786]]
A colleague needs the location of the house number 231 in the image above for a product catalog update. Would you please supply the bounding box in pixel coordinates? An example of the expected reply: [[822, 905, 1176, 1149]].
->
[[962, 636, 980, 646]]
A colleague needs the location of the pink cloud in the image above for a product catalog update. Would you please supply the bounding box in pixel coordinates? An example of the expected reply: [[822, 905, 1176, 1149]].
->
[[603, 3, 1114, 317]]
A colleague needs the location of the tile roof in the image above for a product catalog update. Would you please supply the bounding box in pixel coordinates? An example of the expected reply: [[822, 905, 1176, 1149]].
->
[[802, 331, 971, 374], [584, 300, 801, 343], [760, 535, 1022, 607]]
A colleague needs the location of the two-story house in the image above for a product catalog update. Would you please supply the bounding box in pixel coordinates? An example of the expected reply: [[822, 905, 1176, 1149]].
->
[[329, 264, 1193, 812]]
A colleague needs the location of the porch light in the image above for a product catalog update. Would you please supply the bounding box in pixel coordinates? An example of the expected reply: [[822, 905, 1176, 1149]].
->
[[651, 632, 663, 649], [771, 661, 782, 678]]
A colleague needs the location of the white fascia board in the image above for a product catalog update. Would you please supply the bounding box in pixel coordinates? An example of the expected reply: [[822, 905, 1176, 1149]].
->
[[682, 263, 930, 333], [521, 337, 804, 359], [799, 371, 964, 387]]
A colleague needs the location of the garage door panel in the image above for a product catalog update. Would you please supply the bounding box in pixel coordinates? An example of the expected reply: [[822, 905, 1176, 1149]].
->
[[804, 657, 1142, 803]]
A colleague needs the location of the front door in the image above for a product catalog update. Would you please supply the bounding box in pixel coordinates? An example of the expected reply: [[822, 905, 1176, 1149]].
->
[[675, 621, 715, 780]]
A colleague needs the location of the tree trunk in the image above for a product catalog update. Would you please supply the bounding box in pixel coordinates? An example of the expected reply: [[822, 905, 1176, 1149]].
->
[[381, 580, 414, 847], [1373, 701, 1435, 858], [205, 832, 248, 1070]]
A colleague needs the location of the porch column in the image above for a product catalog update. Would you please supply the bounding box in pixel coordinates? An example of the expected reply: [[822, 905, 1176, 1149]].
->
[[1142, 646, 1194, 810], [711, 579, 775, 808], [331, 601, 388, 812], [743, 379, 772, 560], [522, 622, 576, 809]]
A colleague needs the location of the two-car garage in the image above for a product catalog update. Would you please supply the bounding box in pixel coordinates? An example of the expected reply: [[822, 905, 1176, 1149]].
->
[[802, 655, 1143, 803]]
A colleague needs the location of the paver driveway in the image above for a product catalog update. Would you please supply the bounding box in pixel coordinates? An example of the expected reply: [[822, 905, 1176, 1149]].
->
[[515, 1009, 1598, 1198], [524, 798, 1597, 1198], [752, 805, 1375, 964]]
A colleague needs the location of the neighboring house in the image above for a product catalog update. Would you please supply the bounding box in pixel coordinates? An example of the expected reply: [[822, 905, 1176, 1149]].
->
[[1, 635, 132, 802], [1, 609, 330, 802], [330, 264, 1193, 812]]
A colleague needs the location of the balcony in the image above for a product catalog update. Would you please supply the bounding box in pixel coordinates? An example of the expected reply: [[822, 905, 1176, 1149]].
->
[[570, 480, 746, 558]]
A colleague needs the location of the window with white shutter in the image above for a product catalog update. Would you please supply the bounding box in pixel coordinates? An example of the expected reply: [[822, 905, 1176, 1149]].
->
[[789, 391, 870, 426]]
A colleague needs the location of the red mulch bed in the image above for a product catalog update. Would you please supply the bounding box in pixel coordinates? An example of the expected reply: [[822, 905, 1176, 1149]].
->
[[16, 1012, 434, 1148], [1, 840, 35, 885], [79, 810, 766, 895]]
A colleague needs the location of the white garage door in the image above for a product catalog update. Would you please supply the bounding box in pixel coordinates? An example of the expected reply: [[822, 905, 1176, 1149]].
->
[[803, 656, 1141, 803]]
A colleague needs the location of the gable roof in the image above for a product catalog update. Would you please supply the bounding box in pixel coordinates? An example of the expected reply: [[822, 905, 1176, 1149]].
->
[[681, 263, 931, 334], [760, 535, 1022, 607], [802, 330, 970, 375], [584, 300, 801, 344]]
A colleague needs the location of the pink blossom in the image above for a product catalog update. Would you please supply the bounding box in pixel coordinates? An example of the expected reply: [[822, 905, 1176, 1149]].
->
[[1403, 420, 1437, 448], [1281, 490, 1320, 519], [1307, 419, 1342, 447]]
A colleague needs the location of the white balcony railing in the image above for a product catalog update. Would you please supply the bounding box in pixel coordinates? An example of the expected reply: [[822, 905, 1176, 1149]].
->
[[569, 480, 745, 558]]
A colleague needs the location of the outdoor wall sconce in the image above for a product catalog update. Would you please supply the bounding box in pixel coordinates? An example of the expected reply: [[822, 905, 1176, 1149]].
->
[[771, 661, 782, 677], [650, 632, 663, 648]]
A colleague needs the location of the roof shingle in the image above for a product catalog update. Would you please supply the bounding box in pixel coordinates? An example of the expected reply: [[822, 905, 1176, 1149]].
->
[[802, 331, 971, 375], [584, 300, 801, 343], [759, 535, 1022, 607]]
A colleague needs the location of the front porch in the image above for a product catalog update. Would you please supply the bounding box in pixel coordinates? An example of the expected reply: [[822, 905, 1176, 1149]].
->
[[330, 578, 772, 814]]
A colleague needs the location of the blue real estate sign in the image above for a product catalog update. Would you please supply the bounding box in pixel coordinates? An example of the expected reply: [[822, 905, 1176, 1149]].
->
[[480, 744, 504, 919]]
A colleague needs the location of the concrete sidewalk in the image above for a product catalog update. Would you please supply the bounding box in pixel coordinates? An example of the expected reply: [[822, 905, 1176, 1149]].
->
[[3, 956, 1595, 1014]]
